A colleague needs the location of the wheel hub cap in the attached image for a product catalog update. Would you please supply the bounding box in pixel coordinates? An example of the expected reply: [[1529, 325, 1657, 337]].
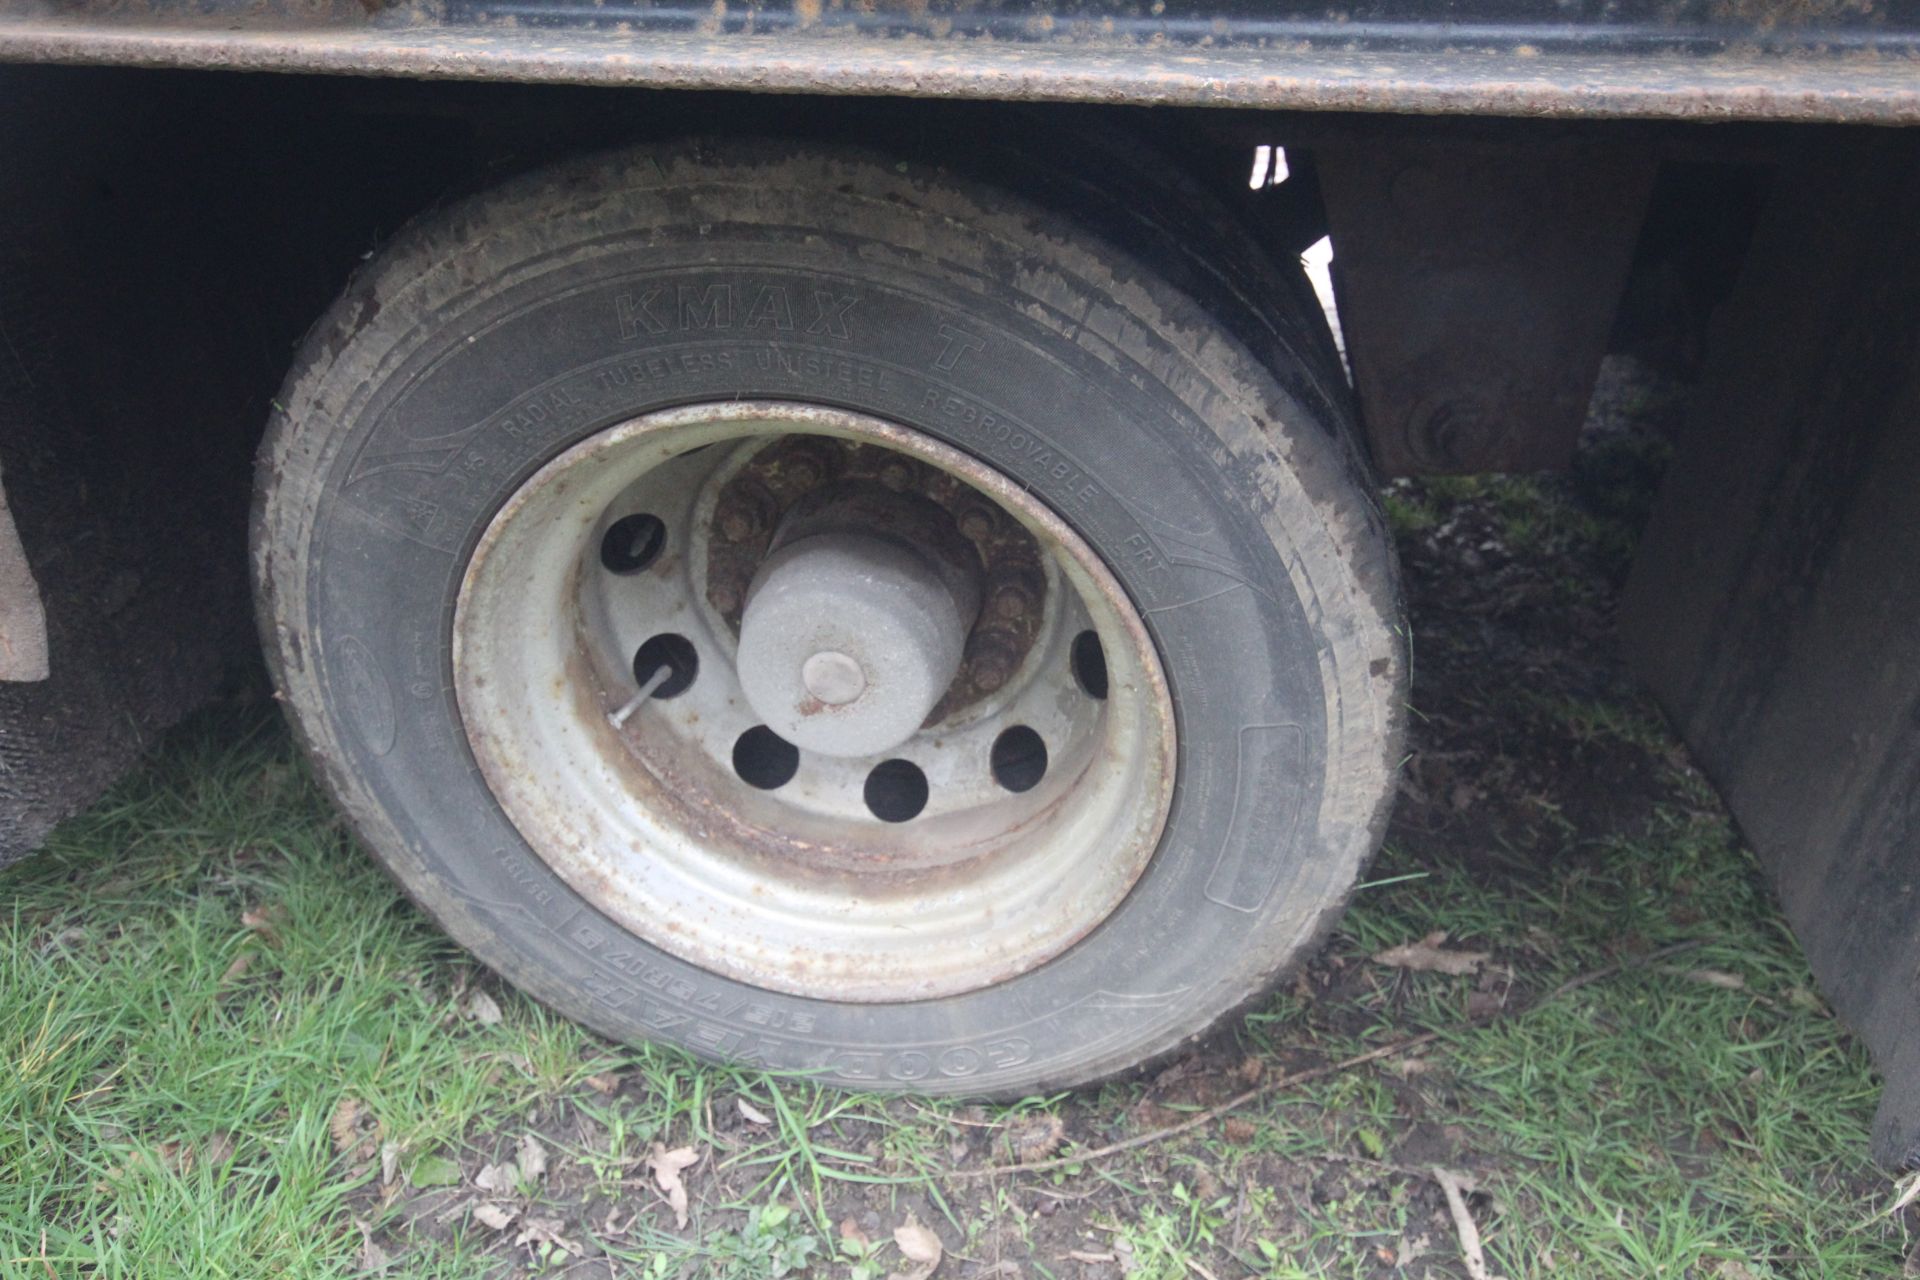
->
[[738, 509, 982, 756]]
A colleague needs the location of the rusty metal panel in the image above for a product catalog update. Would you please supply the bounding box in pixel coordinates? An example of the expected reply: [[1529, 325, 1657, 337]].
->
[[1318, 135, 1655, 476], [1, 0, 1920, 122], [1621, 132, 1920, 1170]]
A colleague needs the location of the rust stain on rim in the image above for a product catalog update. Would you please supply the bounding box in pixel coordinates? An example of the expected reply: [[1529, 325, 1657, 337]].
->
[[452, 400, 1176, 1002]]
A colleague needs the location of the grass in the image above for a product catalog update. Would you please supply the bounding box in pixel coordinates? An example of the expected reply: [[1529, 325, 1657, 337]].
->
[[2, 408, 1910, 1276], [1, 712, 1900, 1278]]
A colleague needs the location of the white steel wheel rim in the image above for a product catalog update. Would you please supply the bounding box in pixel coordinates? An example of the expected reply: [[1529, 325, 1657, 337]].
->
[[452, 402, 1174, 1002]]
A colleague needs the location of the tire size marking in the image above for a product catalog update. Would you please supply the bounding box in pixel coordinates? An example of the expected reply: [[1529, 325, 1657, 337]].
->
[[492, 846, 558, 910]]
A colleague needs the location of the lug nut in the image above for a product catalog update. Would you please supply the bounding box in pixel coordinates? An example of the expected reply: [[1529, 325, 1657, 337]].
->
[[957, 505, 997, 541], [877, 459, 916, 492], [970, 632, 1020, 692], [717, 481, 776, 543], [987, 567, 1041, 621], [779, 439, 842, 490]]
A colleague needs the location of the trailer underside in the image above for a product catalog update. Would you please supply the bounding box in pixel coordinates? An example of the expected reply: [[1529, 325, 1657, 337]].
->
[[0, 16, 1915, 1164]]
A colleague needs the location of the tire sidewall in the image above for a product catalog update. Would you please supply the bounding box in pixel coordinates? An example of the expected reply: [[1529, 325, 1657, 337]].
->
[[256, 143, 1402, 1093]]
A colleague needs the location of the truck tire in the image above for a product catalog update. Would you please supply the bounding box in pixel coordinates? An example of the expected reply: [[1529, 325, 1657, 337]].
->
[[252, 139, 1404, 1092]]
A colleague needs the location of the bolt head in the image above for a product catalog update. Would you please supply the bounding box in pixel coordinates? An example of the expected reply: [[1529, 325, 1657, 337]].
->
[[778, 439, 842, 490], [970, 634, 1018, 691], [958, 507, 996, 540], [986, 567, 1040, 621]]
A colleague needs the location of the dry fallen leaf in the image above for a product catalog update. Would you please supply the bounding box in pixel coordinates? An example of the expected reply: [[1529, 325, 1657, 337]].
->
[[896, 1220, 943, 1260], [1466, 990, 1504, 1020], [461, 989, 504, 1026], [889, 1214, 944, 1280], [737, 1097, 773, 1126], [1397, 1232, 1434, 1269], [1151, 1057, 1202, 1090], [1010, 1113, 1066, 1165], [839, 1217, 871, 1248], [513, 1216, 581, 1258], [1221, 1116, 1257, 1144], [473, 1162, 516, 1194], [354, 1218, 391, 1273], [379, 1141, 401, 1189], [1889, 1171, 1920, 1218], [515, 1134, 548, 1183], [220, 951, 255, 984], [240, 904, 282, 947], [330, 1097, 363, 1156], [1685, 969, 1747, 991], [472, 1203, 516, 1231], [645, 1143, 701, 1230], [583, 1073, 621, 1096], [1373, 931, 1491, 977]]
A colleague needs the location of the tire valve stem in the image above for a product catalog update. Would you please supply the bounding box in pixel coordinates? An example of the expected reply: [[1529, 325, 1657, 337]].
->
[[608, 665, 673, 729]]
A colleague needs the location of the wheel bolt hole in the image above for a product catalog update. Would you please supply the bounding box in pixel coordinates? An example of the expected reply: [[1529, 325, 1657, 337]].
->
[[600, 513, 667, 575], [632, 633, 698, 699], [990, 725, 1048, 793], [863, 759, 929, 823], [1070, 629, 1109, 700], [732, 725, 800, 790]]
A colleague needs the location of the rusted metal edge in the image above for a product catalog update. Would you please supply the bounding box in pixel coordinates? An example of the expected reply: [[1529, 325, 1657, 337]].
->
[[0, 469, 49, 683], [2, 18, 1919, 122]]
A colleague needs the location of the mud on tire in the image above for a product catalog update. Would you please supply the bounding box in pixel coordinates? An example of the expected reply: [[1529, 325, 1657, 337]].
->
[[253, 138, 1404, 1093]]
